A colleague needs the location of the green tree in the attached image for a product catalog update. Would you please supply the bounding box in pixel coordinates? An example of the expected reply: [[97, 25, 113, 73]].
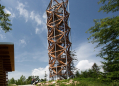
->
[[8, 77, 16, 84], [80, 70, 89, 78], [20, 75, 26, 85], [0, 4, 12, 32], [75, 70, 80, 78], [91, 63, 101, 78], [87, 68, 94, 78], [70, 50, 78, 77], [16, 79, 21, 85], [86, 0, 119, 82], [15, 75, 27, 85], [98, 0, 119, 13], [26, 76, 32, 84]]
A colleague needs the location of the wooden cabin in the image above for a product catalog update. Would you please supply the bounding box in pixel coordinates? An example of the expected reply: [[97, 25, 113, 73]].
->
[[0, 42, 14, 86]]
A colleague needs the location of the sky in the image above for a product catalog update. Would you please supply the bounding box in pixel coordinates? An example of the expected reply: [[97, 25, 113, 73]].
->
[[0, 0, 119, 81]]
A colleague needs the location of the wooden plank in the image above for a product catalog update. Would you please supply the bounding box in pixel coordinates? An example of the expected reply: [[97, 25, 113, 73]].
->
[[54, 0, 59, 4], [50, 59, 56, 67]]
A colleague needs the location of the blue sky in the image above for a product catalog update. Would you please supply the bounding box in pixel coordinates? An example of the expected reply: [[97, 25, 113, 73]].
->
[[1, 0, 119, 80]]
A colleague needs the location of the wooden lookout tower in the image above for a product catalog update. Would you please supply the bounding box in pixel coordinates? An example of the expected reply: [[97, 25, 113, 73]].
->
[[46, 0, 75, 80]]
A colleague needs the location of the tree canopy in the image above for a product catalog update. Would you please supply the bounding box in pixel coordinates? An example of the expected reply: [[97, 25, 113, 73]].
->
[[92, 63, 100, 74], [98, 0, 119, 13], [86, 0, 119, 82], [0, 4, 12, 33]]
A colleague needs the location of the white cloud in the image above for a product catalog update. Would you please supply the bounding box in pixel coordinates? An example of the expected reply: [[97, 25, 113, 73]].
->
[[35, 28, 39, 34], [30, 11, 47, 34], [20, 39, 26, 44], [76, 60, 94, 71], [12, 13, 15, 18], [74, 42, 104, 73], [17, 1, 29, 22], [0, 34, 6, 39], [42, 12, 47, 32], [16, 1, 46, 34], [0, 28, 6, 39], [4, 8, 16, 18], [4, 8, 11, 14], [75, 60, 104, 73], [30, 11, 34, 20], [35, 15, 42, 25], [30, 11, 46, 34], [75, 42, 98, 60], [30, 11, 42, 26], [16, 1, 47, 34], [43, 12, 47, 22], [32, 65, 49, 80]]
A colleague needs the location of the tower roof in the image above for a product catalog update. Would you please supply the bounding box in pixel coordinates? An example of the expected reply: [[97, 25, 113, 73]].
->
[[0, 42, 14, 71]]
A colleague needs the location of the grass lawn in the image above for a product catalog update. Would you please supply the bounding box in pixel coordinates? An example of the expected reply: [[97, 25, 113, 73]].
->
[[36, 77, 119, 86], [8, 78, 119, 86]]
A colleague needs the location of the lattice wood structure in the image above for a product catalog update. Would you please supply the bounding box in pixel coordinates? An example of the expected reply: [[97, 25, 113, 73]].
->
[[0, 42, 14, 86], [47, 0, 74, 80]]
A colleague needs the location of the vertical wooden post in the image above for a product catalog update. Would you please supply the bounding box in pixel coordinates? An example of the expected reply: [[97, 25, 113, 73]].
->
[[3, 70, 6, 86], [6, 72, 8, 86]]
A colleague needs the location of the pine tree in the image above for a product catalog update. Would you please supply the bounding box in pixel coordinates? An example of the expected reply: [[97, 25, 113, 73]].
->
[[91, 63, 100, 78]]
